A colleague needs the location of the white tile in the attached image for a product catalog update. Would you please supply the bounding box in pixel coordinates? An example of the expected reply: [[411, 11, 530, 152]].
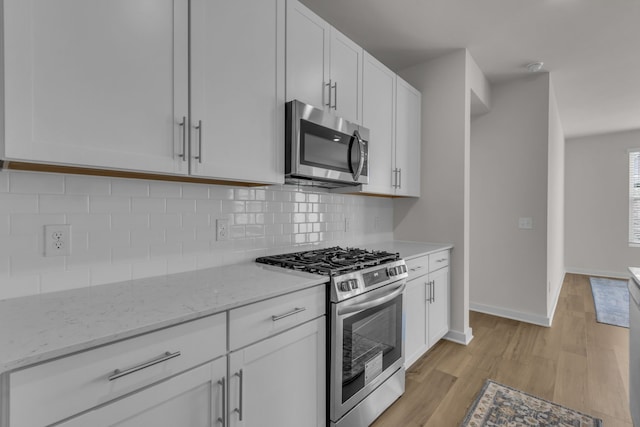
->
[[182, 184, 209, 199], [0, 214, 10, 235], [10, 254, 64, 275], [298, 203, 309, 213], [71, 231, 89, 253], [246, 201, 263, 213], [40, 269, 90, 294], [255, 213, 265, 224], [132, 198, 165, 213], [209, 187, 234, 200], [132, 259, 167, 279], [196, 253, 224, 270], [293, 192, 306, 202], [112, 246, 148, 264], [0, 172, 9, 192], [196, 199, 221, 214], [10, 171, 64, 195], [265, 224, 283, 235], [91, 196, 132, 214], [166, 198, 196, 214], [230, 225, 245, 239], [255, 189, 266, 201], [0, 234, 38, 257], [0, 275, 40, 301], [0, 257, 7, 275], [246, 225, 264, 237], [222, 200, 245, 213], [307, 213, 319, 223], [131, 229, 165, 247], [182, 240, 210, 254], [308, 233, 319, 243], [90, 263, 132, 286], [66, 247, 111, 268], [234, 214, 255, 225], [111, 213, 149, 230], [111, 178, 149, 197], [39, 195, 89, 214], [65, 175, 110, 195], [149, 181, 181, 198], [265, 202, 282, 213], [294, 234, 307, 244], [166, 228, 195, 244], [149, 243, 181, 258], [183, 213, 209, 228], [307, 193, 319, 203], [10, 214, 65, 235], [66, 214, 110, 232], [0, 193, 39, 214], [234, 189, 255, 201], [271, 190, 291, 202], [273, 213, 291, 224], [150, 214, 182, 229], [89, 230, 131, 248], [293, 213, 306, 223], [194, 227, 215, 242]]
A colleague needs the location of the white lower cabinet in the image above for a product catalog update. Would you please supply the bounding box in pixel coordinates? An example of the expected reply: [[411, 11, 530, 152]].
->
[[57, 357, 226, 427], [404, 251, 450, 368], [228, 317, 326, 427]]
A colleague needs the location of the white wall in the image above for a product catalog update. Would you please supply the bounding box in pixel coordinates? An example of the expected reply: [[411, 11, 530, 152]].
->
[[566, 129, 640, 278], [394, 50, 473, 344], [547, 77, 565, 316], [0, 170, 394, 300], [470, 74, 552, 325]]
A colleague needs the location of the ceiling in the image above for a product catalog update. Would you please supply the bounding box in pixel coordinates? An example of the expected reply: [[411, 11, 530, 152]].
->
[[299, 0, 640, 139]]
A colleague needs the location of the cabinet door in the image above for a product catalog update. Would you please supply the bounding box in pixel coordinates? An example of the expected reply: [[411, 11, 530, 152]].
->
[[2, 0, 189, 175], [361, 53, 396, 195], [190, 0, 284, 184], [285, 0, 330, 110], [57, 358, 226, 427], [404, 277, 427, 368], [229, 317, 326, 427], [329, 28, 363, 125], [428, 267, 449, 347], [395, 77, 421, 197]]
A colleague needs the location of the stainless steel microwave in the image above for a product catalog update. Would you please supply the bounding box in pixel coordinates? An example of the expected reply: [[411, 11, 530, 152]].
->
[[285, 100, 369, 188]]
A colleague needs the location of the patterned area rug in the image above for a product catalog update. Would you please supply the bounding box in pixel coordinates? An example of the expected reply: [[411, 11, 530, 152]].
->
[[461, 380, 602, 427], [589, 276, 629, 328]]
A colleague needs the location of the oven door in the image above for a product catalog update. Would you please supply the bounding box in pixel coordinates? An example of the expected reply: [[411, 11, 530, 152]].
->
[[330, 281, 405, 421]]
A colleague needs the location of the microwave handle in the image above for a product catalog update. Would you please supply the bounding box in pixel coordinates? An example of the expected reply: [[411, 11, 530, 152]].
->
[[351, 130, 365, 181]]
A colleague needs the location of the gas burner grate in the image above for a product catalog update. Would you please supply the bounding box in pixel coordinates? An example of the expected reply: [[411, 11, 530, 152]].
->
[[256, 246, 399, 276]]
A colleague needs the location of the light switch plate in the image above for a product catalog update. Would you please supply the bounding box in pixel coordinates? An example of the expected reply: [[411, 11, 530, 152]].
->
[[518, 217, 533, 230]]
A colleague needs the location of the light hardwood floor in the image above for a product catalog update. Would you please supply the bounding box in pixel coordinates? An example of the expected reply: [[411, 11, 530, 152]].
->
[[372, 273, 632, 426]]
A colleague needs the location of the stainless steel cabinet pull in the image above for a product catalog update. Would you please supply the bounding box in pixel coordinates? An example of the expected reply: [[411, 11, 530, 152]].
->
[[178, 117, 187, 161], [437, 258, 447, 262], [108, 351, 181, 381], [233, 370, 243, 421], [325, 80, 332, 107], [430, 281, 435, 303], [217, 376, 226, 426], [393, 168, 399, 188], [271, 307, 306, 321], [398, 168, 402, 189], [410, 265, 423, 272], [194, 120, 203, 163], [332, 81, 338, 109]]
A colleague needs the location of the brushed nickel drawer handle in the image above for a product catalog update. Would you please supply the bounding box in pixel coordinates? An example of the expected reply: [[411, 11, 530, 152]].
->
[[437, 258, 447, 262], [271, 307, 306, 321], [410, 265, 424, 271], [108, 351, 181, 381]]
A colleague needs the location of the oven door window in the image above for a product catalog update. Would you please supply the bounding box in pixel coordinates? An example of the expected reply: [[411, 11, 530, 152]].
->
[[300, 119, 359, 173], [341, 295, 402, 403]]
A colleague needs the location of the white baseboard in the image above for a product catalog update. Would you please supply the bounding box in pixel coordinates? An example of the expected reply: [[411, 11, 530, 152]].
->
[[470, 302, 551, 327], [547, 281, 562, 326], [565, 266, 629, 280], [444, 328, 474, 345]]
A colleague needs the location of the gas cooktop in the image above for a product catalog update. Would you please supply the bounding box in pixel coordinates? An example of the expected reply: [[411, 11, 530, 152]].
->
[[255, 246, 399, 277]]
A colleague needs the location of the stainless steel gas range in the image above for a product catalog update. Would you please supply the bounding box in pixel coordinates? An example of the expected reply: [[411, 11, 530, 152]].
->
[[256, 247, 408, 427]]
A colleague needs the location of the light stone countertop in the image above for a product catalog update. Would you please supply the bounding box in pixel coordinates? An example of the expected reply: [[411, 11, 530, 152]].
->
[[629, 267, 640, 284], [0, 263, 326, 373], [362, 241, 453, 260]]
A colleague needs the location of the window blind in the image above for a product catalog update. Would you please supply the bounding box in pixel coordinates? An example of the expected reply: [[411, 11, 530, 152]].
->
[[629, 150, 640, 245]]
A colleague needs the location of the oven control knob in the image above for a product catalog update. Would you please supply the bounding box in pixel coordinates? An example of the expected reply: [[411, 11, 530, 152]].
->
[[349, 279, 359, 289], [339, 281, 351, 292], [388, 267, 397, 276]]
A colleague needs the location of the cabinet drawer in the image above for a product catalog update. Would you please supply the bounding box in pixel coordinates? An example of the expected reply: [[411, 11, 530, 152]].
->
[[406, 255, 428, 280], [9, 313, 226, 427], [429, 250, 449, 272], [229, 285, 326, 350]]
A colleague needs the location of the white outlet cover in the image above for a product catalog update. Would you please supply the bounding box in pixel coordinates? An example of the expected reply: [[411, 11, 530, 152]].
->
[[518, 217, 533, 230], [44, 224, 71, 256], [216, 219, 229, 241]]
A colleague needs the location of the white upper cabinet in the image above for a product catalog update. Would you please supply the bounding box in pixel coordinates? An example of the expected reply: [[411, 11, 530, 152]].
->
[[1, 0, 189, 175], [286, 0, 363, 125], [361, 53, 396, 195], [190, 0, 284, 184], [394, 77, 422, 197], [1, 0, 284, 185]]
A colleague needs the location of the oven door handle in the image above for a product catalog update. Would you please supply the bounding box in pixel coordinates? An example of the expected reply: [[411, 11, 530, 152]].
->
[[337, 282, 406, 315]]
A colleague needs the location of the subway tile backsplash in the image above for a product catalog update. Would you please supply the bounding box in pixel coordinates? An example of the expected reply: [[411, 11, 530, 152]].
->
[[0, 170, 393, 300]]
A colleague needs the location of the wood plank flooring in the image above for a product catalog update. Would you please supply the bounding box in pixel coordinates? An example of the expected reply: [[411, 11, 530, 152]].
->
[[372, 273, 632, 426]]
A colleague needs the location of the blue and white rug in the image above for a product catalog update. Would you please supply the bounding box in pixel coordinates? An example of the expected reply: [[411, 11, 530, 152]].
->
[[589, 277, 629, 328]]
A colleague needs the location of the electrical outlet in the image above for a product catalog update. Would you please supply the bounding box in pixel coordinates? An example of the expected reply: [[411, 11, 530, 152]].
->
[[216, 219, 229, 241], [44, 224, 71, 256]]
